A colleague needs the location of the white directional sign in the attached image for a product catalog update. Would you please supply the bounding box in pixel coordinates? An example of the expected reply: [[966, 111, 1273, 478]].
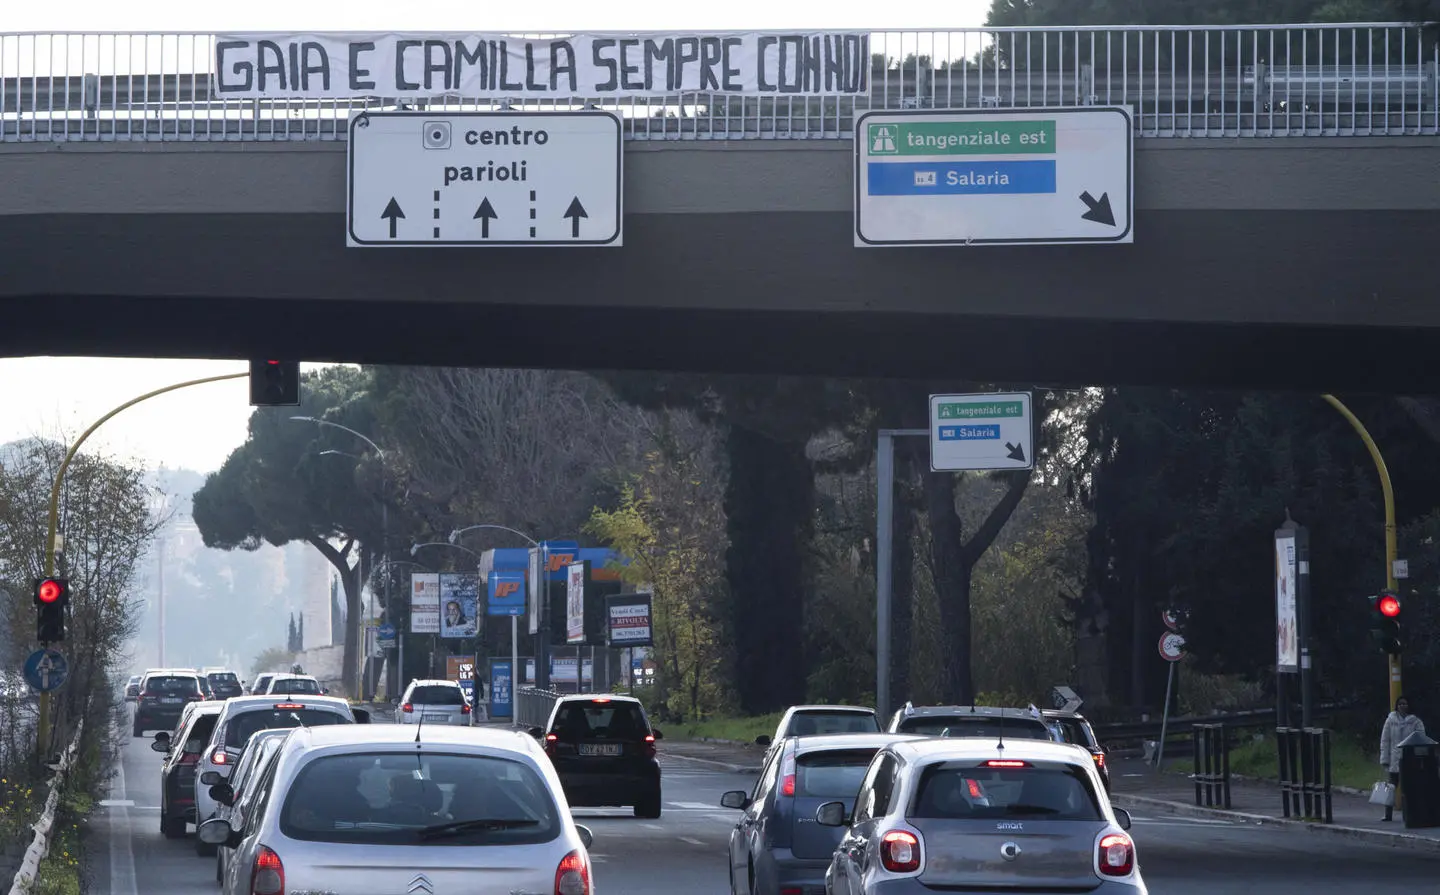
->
[[347, 110, 622, 247], [855, 107, 1133, 247], [929, 392, 1034, 472]]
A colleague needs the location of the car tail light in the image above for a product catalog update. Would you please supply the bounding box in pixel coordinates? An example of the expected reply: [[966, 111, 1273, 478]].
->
[[251, 845, 285, 895], [273, 703, 305, 710], [643, 734, 656, 759], [780, 889, 803, 895], [1097, 833, 1134, 877], [880, 830, 921, 873], [780, 751, 796, 797], [554, 849, 590, 895], [1093, 752, 1106, 768], [985, 760, 1030, 768], [210, 748, 229, 766], [545, 733, 558, 757], [461, 703, 472, 715], [401, 703, 413, 714], [591, 697, 611, 704]]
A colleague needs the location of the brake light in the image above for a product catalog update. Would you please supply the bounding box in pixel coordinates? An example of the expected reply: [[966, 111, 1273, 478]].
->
[[273, 703, 304, 710], [545, 733, 558, 757], [1093, 752, 1106, 768], [985, 760, 1030, 768], [1097, 833, 1134, 877], [643, 734, 656, 759], [251, 845, 285, 895], [461, 703, 471, 715], [591, 697, 611, 704], [210, 748, 229, 766], [879, 830, 921, 873], [780, 889, 803, 895], [554, 849, 590, 895], [401, 703, 413, 714], [780, 750, 796, 797]]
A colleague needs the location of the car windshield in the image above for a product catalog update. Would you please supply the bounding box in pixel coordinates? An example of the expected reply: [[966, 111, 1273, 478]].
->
[[224, 708, 350, 747], [269, 678, 322, 695], [796, 748, 880, 798], [785, 712, 879, 736], [898, 716, 1053, 740], [911, 763, 1102, 821], [552, 701, 647, 741], [144, 676, 199, 695], [410, 686, 465, 706], [280, 752, 561, 845]]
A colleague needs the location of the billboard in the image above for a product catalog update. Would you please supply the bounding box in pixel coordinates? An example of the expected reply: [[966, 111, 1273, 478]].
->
[[1275, 532, 1298, 672], [409, 572, 440, 634], [607, 594, 654, 647], [439, 572, 480, 639], [487, 570, 526, 616], [489, 658, 513, 718], [566, 562, 587, 644]]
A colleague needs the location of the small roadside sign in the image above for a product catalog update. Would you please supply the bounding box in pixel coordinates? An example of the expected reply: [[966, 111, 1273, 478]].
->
[[1158, 632, 1186, 662], [23, 648, 69, 692], [1162, 609, 1182, 632]]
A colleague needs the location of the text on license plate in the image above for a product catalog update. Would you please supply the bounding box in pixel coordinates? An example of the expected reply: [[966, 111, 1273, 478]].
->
[[162, 697, 182, 703], [424, 713, 449, 721], [580, 744, 623, 756]]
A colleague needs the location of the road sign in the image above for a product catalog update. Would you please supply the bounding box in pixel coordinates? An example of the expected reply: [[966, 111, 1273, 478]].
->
[[1049, 685, 1083, 713], [376, 623, 397, 649], [23, 648, 69, 692], [1394, 559, 1410, 579], [928, 392, 1034, 471], [1158, 632, 1186, 662], [1162, 609, 1182, 631], [347, 111, 623, 247], [855, 107, 1133, 247]]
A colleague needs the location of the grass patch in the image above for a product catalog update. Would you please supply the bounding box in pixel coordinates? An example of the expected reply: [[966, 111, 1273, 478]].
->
[[31, 815, 83, 895], [670, 712, 785, 744], [1226, 732, 1381, 791]]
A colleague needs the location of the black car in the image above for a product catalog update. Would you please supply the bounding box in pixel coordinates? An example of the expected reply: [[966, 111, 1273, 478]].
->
[[154, 704, 222, 839], [133, 673, 204, 737], [1044, 709, 1110, 790], [887, 703, 1062, 742], [531, 694, 664, 818], [205, 671, 244, 700]]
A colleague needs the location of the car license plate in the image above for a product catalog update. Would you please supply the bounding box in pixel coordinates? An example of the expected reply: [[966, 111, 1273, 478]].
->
[[424, 713, 449, 722], [161, 697, 181, 704], [580, 744, 622, 756]]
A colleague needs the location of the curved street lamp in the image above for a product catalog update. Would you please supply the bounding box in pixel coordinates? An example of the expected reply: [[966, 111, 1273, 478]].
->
[[449, 523, 539, 547], [447, 523, 558, 694]]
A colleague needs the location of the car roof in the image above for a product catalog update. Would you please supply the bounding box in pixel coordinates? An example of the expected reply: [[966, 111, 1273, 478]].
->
[[219, 694, 352, 714], [787, 732, 924, 754], [786, 705, 877, 714], [407, 679, 462, 687], [556, 693, 643, 705], [286, 724, 540, 753], [888, 736, 1093, 766], [1042, 710, 1091, 721], [897, 705, 1048, 720]]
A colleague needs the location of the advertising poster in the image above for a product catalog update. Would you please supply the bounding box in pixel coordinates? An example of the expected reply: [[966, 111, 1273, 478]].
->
[[607, 594, 654, 647], [1275, 534, 1298, 672], [566, 562, 586, 644], [440, 572, 480, 639], [409, 572, 440, 634], [487, 570, 526, 616], [489, 658, 513, 718]]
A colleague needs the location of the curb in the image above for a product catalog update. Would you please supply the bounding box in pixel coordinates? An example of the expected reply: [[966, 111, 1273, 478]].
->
[[1112, 794, 1440, 852], [662, 752, 762, 775]]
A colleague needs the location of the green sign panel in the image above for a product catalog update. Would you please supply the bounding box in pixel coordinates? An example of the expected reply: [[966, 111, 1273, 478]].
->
[[936, 401, 1026, 420], [866, 120, 1057, 156]]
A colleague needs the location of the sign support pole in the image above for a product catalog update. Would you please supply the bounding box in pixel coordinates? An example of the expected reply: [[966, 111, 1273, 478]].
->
[[1155, 660, 1177, 771], [875, 428, 927, 723]]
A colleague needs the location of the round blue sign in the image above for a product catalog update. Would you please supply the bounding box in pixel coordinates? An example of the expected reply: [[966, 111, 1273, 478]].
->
[[23, 648, 69, 693], [378, 623, 396, 639]]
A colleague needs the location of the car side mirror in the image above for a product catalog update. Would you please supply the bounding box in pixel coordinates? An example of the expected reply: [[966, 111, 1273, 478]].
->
[[1113, 807, 1132, 831], [352, 709, 371, 724], [720, 790, 750, 810], [150, 739, 170, 754], [815, 801, 849, 827], [199, 771, 224, 786], [198, 817, 240, 847], [755, 735, 772, 747], [575, 823, 594, 850], [209, 783, 236, 807], [154, 731, 171, 744], [650, 728, 664, 741]]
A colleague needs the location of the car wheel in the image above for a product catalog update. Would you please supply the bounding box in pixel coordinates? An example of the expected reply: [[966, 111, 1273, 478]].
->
[[132, 721, 144, 738], [161, 812, 186, 840], [633, 790, 662, 819]]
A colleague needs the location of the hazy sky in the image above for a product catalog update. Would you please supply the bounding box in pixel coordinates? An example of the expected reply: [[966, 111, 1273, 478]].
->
[[0, 2, 989, 474]]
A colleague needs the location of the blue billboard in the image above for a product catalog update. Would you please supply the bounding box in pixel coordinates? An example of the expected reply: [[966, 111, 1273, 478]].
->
[[488, 658, 513, 718], [487, 570, 526, 616]]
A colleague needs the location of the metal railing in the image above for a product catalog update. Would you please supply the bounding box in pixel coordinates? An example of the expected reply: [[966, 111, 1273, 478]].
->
[[515, 686, 560, 730], [1277, 726, 1334, 823], [0, 24, 1434, 142], [1192, 723, 1232, 808]]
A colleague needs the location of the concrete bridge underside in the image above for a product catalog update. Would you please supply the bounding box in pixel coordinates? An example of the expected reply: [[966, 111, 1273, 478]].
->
[[0, 138, 1436, 390]]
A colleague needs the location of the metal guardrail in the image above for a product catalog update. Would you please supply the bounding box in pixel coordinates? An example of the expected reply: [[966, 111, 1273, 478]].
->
[[1278, 726, 1334, 823], [514, 686, 560, 730], [1093, 703, 1342, 744], [0, 24, 1434, 141]]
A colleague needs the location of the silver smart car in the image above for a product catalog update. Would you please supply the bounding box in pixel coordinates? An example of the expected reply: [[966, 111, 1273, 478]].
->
[[814, 738, 1145, 894]]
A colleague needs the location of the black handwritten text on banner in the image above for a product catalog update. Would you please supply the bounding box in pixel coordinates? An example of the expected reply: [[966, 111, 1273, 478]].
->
[[213, 32, 871, 99]]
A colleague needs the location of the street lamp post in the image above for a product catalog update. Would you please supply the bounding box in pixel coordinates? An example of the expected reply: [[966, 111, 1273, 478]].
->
[[448, 524, 552, 699], [365, 558, 428, 699], [291, 416, 389, 701]]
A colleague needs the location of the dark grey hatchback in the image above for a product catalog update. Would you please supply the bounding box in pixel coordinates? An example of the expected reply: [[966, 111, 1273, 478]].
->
[[720, 733, 920, 895]]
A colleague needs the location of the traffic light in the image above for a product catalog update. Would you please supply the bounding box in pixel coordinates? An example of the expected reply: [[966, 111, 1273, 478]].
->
[[33, 577, 68, 644], [1367, 591, 1402, 655], [248, 360, 301, 406]]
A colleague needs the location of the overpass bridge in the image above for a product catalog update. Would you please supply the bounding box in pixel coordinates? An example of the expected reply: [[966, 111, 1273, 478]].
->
[[1, 23, 1439, 389]]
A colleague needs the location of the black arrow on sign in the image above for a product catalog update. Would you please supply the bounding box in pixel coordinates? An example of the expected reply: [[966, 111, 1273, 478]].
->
[[381, 197, 405, 238], [563, 197, 588, 238], [474, 198, 498, 238], [1005, 442, 1027, 463], [1079, 191, 1115, 226]]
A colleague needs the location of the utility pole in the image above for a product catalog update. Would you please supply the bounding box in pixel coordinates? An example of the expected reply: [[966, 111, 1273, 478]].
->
[[157, 534, 167, 666], [874, 428, 927, 723]]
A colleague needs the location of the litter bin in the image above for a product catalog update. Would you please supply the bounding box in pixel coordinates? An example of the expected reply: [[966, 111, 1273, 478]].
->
[[1398, 731, 1440, 829]]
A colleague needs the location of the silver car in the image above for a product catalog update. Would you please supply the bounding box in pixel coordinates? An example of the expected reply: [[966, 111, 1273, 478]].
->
[[815, 738, 1145, 894], [399, 679, 472, 726], [200, 724, 596, 895]]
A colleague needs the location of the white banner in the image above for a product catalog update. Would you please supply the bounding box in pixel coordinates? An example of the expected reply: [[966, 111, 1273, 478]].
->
[[566, 562, 586, 644], [608, 601, 652, 645], [410, 572, 440, 634], [213, 32, 870, 99], [1275, 535, 1298, 671]]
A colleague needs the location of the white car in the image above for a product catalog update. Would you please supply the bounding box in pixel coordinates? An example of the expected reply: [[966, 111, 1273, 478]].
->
[[398, 679, 472, 726], [205, 728, 292, 884], [200, 725, 597, 895], [260, 674, 325, 696], [191, 695, 357, 857]]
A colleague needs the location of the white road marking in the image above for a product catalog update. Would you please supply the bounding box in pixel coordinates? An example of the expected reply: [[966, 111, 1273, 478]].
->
[[1129, 815, 1236, 826], [641, 822, 663, 831], [98, 799, 135, 808], [678, 836, 705, 846], [109, 756, 138, 895], [670, 801, 721, 810]]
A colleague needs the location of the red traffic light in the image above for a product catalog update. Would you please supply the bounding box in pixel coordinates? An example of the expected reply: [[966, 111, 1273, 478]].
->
[[1379, 594, 1401, 618], [37, 579, 63, 603]]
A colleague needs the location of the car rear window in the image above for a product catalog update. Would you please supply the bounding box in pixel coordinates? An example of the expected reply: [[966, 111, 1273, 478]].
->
[[183, 716, 220, 751], [898, 716, 1053, 740], [224, 707, 351, 747], [410, 685, 465, 705], [911, 762, 1102, 821], [786, 712, 880, 736], [268, 678, 322, 695], [552, 701, 648, 741], [144, 676, 200, 694], [796, 748, 880, 798], [209, 673, 239, 683], [1052, 718, 1098, 749], [280, 752, 561, 845]]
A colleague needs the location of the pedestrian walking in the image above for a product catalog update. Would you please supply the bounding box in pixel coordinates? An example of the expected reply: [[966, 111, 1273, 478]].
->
[[1379, 695, 1425, 821]]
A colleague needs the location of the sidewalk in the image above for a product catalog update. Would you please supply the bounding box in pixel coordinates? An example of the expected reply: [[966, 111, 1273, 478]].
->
[[659, 738, 766, 774], [1108, 756, 1440, 851]]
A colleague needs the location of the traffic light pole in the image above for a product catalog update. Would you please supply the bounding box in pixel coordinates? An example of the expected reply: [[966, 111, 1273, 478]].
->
[[1321, 395, 1402, 708], [36, 371, 248, 761]]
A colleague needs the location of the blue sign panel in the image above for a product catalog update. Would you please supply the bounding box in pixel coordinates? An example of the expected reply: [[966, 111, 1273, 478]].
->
[[489, 658, 513, 718], [937, 424, 1001, 441], [487, 570, 526, 616], [23, 648, 69, 692], [866, 160, 1056, 196], [376, 623, 397, 648]]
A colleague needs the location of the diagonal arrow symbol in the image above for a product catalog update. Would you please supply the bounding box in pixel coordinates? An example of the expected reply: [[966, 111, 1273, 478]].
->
[[1005, 442, 1027, 463], [1079, 191, 1115, 226]]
